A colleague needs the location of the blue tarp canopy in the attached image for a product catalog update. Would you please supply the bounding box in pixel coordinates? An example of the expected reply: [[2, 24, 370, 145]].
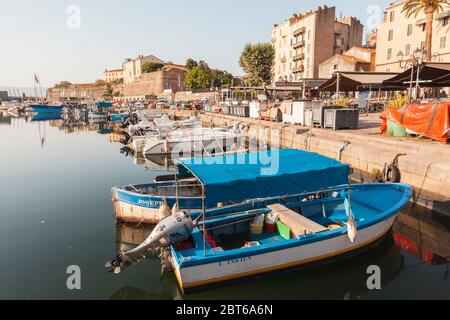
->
[[178, 149, 350, 206], [96, 101, 113, 108]]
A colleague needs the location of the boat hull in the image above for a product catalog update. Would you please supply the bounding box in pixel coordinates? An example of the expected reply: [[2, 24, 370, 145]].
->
[[112, 187, 203, 224], [173, 214, 397, 292], [31, 105, 64, 114]]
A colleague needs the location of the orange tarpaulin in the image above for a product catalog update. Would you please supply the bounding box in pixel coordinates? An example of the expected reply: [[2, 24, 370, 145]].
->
[[380, 102, 450, 143]]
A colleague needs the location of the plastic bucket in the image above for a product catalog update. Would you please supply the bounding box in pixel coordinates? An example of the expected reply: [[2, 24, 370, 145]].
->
[[264, 215, 277, 233], [250, 223, 264, 235], [388, 120, 407, 137]]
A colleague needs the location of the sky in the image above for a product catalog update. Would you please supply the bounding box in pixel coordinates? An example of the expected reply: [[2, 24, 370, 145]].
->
[[0, 0, 393, 87]]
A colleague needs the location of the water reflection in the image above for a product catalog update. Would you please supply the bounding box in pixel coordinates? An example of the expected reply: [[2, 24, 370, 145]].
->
[[393, 205, 450, 268], [1, 115, 449, 299]]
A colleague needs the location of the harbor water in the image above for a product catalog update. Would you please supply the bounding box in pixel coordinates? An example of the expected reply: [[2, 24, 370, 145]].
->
[[0, 112, 449, 300]]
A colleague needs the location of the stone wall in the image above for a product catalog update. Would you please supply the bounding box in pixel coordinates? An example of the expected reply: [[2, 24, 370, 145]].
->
[[169, 110, 450, 215], [47, 84, 124, 101], [123, 68, 186, 97]]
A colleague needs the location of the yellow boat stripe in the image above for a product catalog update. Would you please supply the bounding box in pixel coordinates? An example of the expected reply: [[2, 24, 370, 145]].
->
[[176, 226, 391, 290]]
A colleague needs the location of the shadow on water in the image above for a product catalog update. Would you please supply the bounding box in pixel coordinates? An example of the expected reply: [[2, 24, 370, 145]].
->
[[110, 221, 404, 300]]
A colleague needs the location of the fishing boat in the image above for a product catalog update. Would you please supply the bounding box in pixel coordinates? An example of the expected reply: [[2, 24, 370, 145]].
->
[[107, 181, 412, 292], [112, 149, 349, 224], [128, 110, 166, 135], [142, 125, 245, 156], [30, 103, 64, 114], [88, 101, 112, 120], [125, 116, 201, 154]]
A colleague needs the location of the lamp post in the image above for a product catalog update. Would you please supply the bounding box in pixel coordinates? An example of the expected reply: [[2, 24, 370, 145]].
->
[[397, 48, 426, 101]]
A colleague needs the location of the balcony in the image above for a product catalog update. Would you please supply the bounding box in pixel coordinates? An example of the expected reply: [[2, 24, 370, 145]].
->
[[292, 65, 305, 73], [292, 53, 305, 61], [293, 27, 306, 36], [292, 40, 305, 49]]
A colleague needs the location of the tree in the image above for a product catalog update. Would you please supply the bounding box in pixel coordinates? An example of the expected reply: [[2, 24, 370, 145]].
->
[[185, 58, 198, 70], [95, 79, 106, 86], [210, 69, 233, 88], [402, 0, 448, 61], [184, 66, 211, 90], [54, 81, 72, 89], [142, 62, 165, 73], [104, 83, 113, 98], [239, 43, 274, 86]]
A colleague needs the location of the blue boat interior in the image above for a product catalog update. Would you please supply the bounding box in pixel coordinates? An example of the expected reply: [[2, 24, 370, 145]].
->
[[171, 183, 411, 265]]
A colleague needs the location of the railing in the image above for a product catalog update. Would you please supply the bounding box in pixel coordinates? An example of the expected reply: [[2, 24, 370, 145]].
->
[[292, 40, 305, 49], [292, 53, 305, 61]]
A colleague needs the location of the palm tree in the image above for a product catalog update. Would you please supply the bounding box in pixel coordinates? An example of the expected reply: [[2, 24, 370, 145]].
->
[[402, 0, 449, 61]]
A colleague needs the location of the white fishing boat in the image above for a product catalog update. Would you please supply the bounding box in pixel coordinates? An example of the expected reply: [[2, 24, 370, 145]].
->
[[128, 110, 166, 135], [142, 124, 245, 156]]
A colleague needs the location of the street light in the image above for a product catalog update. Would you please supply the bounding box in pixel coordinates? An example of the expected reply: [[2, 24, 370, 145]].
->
[[397, 47, 426, 101]]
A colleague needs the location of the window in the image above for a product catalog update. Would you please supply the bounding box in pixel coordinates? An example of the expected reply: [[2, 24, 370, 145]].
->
[[386, 68, 391, 72], [388, 30, 394, 41], [387, 48, 392, 60], [390, 11, 395, 22], [420, 41, 425, 49], [440, 36, 447, 49], [308, 31, 311, 41], [333, 64, 339, 70], [407, 24, 413, 36], [405, 44, 411, 56], [444, 17, 449, 26]]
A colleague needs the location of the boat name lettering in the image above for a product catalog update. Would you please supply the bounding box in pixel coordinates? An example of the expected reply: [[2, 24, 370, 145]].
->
[[137, 199, 163, 208], [219, 256, 252, 267]]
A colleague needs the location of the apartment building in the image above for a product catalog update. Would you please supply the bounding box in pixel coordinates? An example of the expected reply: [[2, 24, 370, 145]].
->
[[271, 5, 364, 81], [103, 68, 124, 83], [319, 47, 376, 79], [376, 1, 450, 72]]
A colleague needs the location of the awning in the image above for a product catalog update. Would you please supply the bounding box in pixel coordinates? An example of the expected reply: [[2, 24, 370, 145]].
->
[[436, 11, 450, 20], [177, 149, 350, 206], [383, 63, 450, 88], [318, 71, 402, 92], [416, 18, 426, 26]]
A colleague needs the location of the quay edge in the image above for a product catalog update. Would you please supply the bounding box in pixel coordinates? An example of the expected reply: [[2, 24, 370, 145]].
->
[[169, 110, 450, 217]]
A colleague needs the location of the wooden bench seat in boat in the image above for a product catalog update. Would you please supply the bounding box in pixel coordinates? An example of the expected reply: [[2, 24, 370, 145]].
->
[[267, 204, 328, 236]]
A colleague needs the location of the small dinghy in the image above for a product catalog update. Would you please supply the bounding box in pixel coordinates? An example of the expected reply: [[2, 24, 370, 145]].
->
[[111, 149, 350, 224], [106, 183, 412, 292]]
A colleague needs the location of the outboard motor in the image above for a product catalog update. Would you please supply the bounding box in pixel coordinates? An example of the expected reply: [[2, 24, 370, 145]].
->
[[105, 211, 195, 274]]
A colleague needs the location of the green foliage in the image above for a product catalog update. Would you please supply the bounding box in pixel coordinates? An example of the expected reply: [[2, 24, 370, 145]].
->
[[142, 62, 165, 73], [185, 66, 211, 91], [185, 58, 198, 70], [239, 43, 274, 86], [336, 97, 352, 108], [104, 83, 113, 98], [388, 94, 409, 109], [95, 79, 106, 86], [54, 81, 72, 89], [184, 59, 233, 90], [401, 0, 446, 18]]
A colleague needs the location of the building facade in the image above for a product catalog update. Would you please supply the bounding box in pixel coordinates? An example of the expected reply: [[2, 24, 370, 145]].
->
[[103, 68, 124, 83], [123, 54, 164, 84], [376, 1, 450, 72], [271, 5, 364, 81], [319, 47, 376, 79]]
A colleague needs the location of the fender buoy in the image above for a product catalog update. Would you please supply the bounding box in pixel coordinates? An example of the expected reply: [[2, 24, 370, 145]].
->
[[383, 164, 401, 183]]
